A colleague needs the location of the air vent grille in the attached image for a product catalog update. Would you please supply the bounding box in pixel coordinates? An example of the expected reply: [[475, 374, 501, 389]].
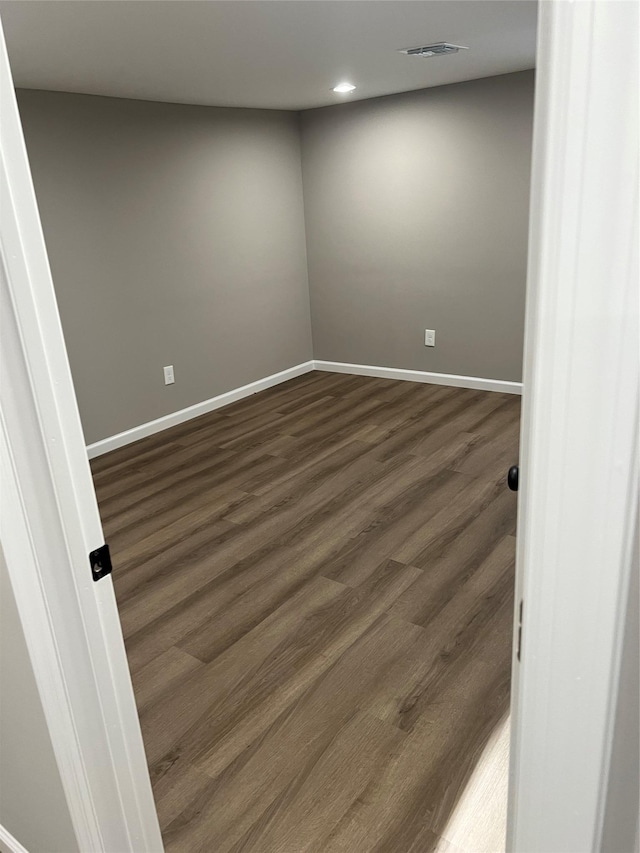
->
[[399, 43, 468, 57]]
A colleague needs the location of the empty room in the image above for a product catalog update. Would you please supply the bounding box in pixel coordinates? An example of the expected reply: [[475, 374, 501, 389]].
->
[[2, 1, 537, 851]]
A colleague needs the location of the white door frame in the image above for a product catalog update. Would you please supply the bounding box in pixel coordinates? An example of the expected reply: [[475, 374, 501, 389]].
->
[[0, 3, 637, 852], [0, 21, 163, 853], [507, 2, 638, 851]]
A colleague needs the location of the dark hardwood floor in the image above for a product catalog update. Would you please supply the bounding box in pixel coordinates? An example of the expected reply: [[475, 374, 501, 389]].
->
[[91, 370, 520, 853]]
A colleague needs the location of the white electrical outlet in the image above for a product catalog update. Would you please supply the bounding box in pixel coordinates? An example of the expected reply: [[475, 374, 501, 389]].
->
[[424, 329, 436, 347], [163, 365, 175, 385]]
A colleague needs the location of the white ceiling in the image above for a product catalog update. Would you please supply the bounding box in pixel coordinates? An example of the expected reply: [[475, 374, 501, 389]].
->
[[0, 1, 537, 111]]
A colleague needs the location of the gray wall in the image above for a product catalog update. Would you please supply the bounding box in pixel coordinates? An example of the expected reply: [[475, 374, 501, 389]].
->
[[17, 90, 313, 445], [600, 518, 639, 853], [301, 71, 534, 382], [18, 73, 533, 446], [0, 545, 79, 852]]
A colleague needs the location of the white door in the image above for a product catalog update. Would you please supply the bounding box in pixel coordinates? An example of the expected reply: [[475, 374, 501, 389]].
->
[[0, 20, 163, 853]]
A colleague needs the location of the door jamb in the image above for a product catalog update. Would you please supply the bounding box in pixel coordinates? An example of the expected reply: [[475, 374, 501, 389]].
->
[[507, 2, 639, 850], [0, 21, 163, 852]]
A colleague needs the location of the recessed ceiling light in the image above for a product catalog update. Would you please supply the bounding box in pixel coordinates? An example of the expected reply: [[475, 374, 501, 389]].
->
[[332, 82, 356, 94]]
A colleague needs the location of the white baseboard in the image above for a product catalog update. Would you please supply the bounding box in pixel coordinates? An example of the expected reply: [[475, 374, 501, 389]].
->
[[86, 361, 314, 458], [0, 825, 29, 853], [313, 360, 523, 395], [86, 358, 522, 458]]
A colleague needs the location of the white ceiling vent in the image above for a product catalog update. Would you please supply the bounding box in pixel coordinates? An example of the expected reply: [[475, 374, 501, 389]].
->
[[399, 43, 468, 58]]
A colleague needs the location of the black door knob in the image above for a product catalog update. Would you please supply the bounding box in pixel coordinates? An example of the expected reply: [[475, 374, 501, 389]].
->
[[507, 465, 519, 492]]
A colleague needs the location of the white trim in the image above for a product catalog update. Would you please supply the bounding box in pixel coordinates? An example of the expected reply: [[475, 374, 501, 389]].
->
[[87, 361, 314, 458], [314, 360, 522, 395], [0, 824, 29, 853], [507, 2, 639, 851], [86, 359, 520, 459]]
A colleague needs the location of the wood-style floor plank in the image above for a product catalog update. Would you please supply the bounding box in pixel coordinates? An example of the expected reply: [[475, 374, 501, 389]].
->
[[91, 371, 520, 852]]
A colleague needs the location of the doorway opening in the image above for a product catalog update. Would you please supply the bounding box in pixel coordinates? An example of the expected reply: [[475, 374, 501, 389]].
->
[[1, 2, 539, 850]]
